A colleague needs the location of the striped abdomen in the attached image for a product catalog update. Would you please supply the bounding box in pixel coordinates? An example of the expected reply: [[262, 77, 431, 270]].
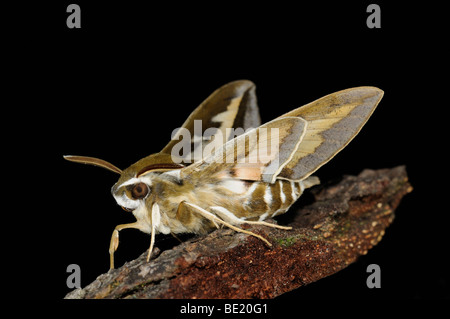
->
[[216, 177, 319, 222], [243, 180, 305, 220]]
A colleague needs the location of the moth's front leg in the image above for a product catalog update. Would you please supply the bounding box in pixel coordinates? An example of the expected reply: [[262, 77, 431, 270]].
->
[[109, 222, 140, 269]]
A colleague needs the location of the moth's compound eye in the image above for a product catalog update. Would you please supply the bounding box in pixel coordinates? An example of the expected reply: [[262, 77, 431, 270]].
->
[[131, 182, 149, 200]]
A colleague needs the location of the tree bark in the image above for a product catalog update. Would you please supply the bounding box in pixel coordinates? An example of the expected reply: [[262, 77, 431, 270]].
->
[[65, 166, 411, 299]]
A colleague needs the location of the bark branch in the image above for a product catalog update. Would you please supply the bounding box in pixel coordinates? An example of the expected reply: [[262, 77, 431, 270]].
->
[[65, 166, 411, 299]]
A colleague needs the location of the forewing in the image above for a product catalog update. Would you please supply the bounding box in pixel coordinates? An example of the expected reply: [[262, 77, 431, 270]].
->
[[161, 80, 261, 164], [181, 117, 307, 184], [277, 86, 383, 181]]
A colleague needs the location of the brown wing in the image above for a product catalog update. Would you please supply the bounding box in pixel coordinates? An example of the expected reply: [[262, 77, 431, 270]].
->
[[180, 117, 308, 184], [161, 80, 261, 164], [277, 86, 383, 181]]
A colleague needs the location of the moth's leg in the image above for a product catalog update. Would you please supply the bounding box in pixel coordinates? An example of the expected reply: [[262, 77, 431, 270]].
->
[[170, 232, 183, 243], [242, 220, 292, 230], [109, 222, 140, 269], [211, 207, 292, 230], [146, 203, 159, 263], [176, 201, 220, 229], [182, 201, 272, 247]]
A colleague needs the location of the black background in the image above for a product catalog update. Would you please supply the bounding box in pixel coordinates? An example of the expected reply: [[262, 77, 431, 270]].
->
[[3, 0, 447, 306]]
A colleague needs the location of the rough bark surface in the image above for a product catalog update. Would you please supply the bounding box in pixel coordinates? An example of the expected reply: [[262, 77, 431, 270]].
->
[[66, 166, 411, 299]]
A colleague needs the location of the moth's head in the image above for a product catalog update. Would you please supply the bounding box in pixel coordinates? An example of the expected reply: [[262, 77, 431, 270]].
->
[[110, 172, 152, 213], [64, 153, 183, 212]]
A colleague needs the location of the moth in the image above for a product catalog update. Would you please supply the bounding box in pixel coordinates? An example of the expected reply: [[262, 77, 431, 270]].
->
[[64, 80, 383, 269]]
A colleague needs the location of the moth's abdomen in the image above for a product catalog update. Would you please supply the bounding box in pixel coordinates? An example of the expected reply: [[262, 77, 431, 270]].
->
[[243, 180, 304, 220], [217, 178, 313, 222]]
